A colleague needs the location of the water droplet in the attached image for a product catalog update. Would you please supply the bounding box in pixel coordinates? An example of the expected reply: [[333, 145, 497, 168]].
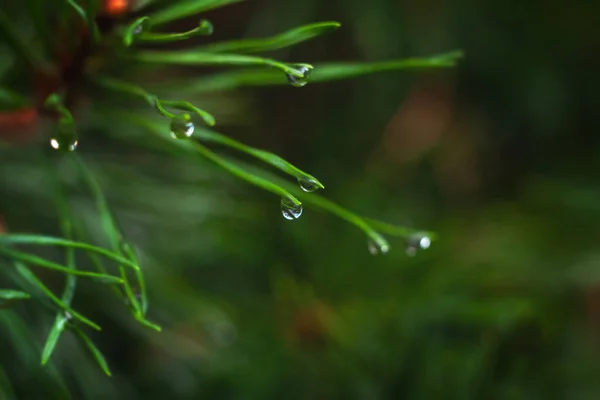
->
[[281, 197, 303, 220], [49, 128, 78, 152], [405, 233, 431, 257], [368, 240, 389, 255], [297, 177, 322, 192], [286, 64, 313, 88], [170, 115, 195, 139], [134, 17, 150, 35]]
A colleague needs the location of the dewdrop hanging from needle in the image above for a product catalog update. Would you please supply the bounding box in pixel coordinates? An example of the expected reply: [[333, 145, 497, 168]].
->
[[286, 64, 313, 88], [169, 114, 195, 139], [405, 233, 431, 257]]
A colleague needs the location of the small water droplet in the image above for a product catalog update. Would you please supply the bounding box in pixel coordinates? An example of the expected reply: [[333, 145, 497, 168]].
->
[[50, 129, 78, 152], [286, 64, 313, 88], [297, 177, 322, 192], [133, 18, 150, 35], [170, 115, 195, 139], [405, 233, 431, 257], [368, 240, 389, 255], [281, 197, 303, 220]]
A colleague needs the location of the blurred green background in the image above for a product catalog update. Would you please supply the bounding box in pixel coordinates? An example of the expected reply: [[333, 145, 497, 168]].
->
[[2, 0, 600, 398]]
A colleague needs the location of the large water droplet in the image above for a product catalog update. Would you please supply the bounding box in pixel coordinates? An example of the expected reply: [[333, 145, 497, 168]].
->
[[281, 197, 303, 220], [368, 240, 389, 255], [297, 177, 322, 192], [170, 115, 195, 139], [50, 128, 78, 152], [405, 233, 431, 257], [286, 64, 313, 88]]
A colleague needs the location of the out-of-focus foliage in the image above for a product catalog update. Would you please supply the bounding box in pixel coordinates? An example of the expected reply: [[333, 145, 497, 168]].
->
[[1, 0, 600, 399]]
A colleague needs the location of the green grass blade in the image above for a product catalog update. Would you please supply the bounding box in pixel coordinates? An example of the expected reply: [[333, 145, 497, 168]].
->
[[0, 235, 140, 271], [219, 158, 435, 252], [95, 76, 155, 105], [140, 122, 306, 211], [198, 21, 341, 53], [73, 222, 126, 298], [135, 316, 162, 331], [163, 69, 282, 92], [65, 0, 86, 20], [192, 141, 302, 206], [120, 242, 148, 315], [72, 326, 112, 376], [118, 242, 159, 330], [0, 289, 30, 300], [0, 249, 123, 284], [74, 156, 159, 330], [132, 51, 310, 79], [95, 77, 216, 126], [123, 16, 151, 46], [287, 186, 390, 252], [40, 314, 69, 365], [38, 163, 79, 366], [66, 0, 101, 43], [195, 150, 389, 249], [50, 164, 77, 303], [73, 156, 120, 250], [0, 288, 30, 308], [120, 266, 143, 316], [195, 127, 324, 191], [91, 110, 430, 253], [301, 51, 464, 81], [116, 112, 303, 206], [13, 262, 101, 330], [58, 234, 77, 306], [136, 19, 214, 44], [158, 99, 216, 126], [163, 50, 464, 93], [149, 0, 243, 26], [76, 158, 137, 311]]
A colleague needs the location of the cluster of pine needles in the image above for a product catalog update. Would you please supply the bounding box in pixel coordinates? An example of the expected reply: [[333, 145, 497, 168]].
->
[[0, 0, 460, 379]]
